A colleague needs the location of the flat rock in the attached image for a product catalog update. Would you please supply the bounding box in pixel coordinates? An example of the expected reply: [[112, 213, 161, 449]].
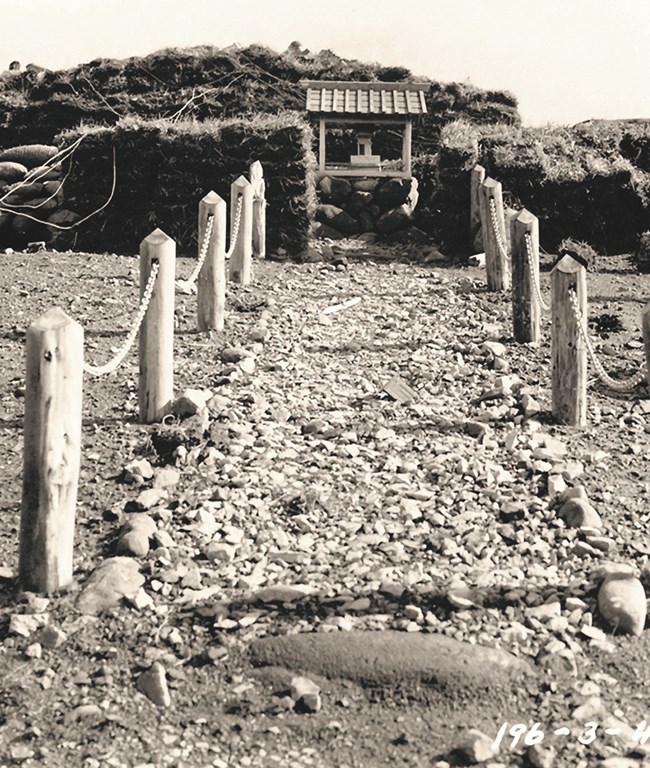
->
[[137, 661, 171, 707], [250, 630, 533, 693], [77, 557, 145, 615]]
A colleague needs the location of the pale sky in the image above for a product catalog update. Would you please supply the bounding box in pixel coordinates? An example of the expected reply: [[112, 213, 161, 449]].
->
[[2, 0, 649, 126]]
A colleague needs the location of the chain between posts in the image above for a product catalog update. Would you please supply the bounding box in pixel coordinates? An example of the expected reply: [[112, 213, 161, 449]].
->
[[489, 198, 509, 261], [524, 233, 551, 312], [568, 288, 647, 391], [83, 262, 160, 376]]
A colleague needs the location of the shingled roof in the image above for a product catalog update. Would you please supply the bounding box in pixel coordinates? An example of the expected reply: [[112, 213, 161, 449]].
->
[[302, 80, 429, 116]]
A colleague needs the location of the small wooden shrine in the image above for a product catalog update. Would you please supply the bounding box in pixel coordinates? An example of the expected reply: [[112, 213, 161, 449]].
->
[[302, 80, 429, 178]]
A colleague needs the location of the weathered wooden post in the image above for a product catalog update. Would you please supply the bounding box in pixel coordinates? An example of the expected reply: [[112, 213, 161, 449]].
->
[[551, 254, 587, 426], [19, 307, 83, 593], [229, 175, 253, 285], [470, 164, 485, 252], [478, 177, 510, 291], [643, 302, 650, 388], [511, 209, 540, 343], [504, 206, 519, 255], [250, 160, 266, 260], [139, 228, 176, 423], [197, 191, 227, 332]]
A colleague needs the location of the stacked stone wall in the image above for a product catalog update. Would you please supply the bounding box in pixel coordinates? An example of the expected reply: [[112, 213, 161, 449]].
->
[[314, 175, 427, 243]]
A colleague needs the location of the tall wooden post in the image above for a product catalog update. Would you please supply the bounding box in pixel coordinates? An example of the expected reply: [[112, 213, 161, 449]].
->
[[229, 176, 253, 285], [19, 307, 83, 593], [478, 177, 510, 291], [511, 209, 540, 343], [470, 165, 485, 252], [249, 161, 266, 260], [643, 302, 650, 388], [197, 191, 226, 332], [139, 228, 176, 423], [551, 254, 587, 426]]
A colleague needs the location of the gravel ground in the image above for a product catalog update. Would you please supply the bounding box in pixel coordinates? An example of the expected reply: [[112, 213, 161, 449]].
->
[[0, 243, 649, 768]]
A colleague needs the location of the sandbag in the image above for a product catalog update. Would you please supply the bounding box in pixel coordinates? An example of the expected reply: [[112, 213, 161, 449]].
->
[[2, 181, 45, 202], [0, 161, 28, 182], [0, 144, 59, 168], [26, 164, 62, 181], [46, 209, 79, 226]]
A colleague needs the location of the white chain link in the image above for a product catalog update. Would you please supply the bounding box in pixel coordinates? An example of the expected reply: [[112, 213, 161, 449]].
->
[[568, 289, 647, 391], [226, 194, 244, 259], [83, 262, 160, 376], [489, 198, 509, 261], [524, 233, 551, 312], [187, 213, 215, 285]]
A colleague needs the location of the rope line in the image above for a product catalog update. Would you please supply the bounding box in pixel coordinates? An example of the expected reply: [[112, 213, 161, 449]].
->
[[489, 198, 509, 261], [226, 193, 244, 260], [83, 262, 159, 376], [187, 213, 215, 285], [524, 233, 551, 312], [568, 289, 647, 391], [185, 192, 244, 286]]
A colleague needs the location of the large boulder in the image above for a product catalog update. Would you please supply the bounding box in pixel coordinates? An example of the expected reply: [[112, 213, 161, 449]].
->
[[376, 204, 412, 234], [315, 204, 359, 235], [353, 178, 380, 193], [345, 190, 373, 216], [318, 176, 353, 206], [374, 178, 412, 210]]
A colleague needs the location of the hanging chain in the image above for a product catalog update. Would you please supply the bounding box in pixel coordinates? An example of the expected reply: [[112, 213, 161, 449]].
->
[[83, 262, 160, 376], [568, 289, 647, 391], [187, 213, 215, 285], [489, 198, 509, 261], [226, 193, 244, 259], [524, 233, 551, 312]]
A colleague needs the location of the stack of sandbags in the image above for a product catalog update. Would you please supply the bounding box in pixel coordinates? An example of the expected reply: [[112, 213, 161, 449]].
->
[[0, 143, 78, 248]]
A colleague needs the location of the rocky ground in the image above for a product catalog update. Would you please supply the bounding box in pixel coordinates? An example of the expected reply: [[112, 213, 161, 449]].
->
[[0, 241, 649, 768]]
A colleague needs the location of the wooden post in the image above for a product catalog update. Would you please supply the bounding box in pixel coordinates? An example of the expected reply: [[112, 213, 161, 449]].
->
[[511, 209, 540, 343], [319, 117, 326, 173], [643, 302, 650, 388], [139, 228, 176, 423], [478, 177, 510, 291], [19, 307, 83, 593], [402, 120, 413, 176], [249, 161, 266, 260], [470, 165, 485, 252], [504, 206, 519, 255], [229, 175, 253, 285], [551, 254, 587, 426], [197, 191, 227, 332]]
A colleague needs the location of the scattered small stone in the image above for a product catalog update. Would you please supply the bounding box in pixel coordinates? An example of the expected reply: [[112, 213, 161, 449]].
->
[[527, 744, 556, 768], [9, 613, 48, 637], [37, 624, 67, 649], [598, 575, 646, 635], [153, 466, 181, 489], [559, 498, 602, 529], [123, 458, 154, 484], [290, 675, 321, 712], [134, 488, 168, 511], [77, 557, 145, 615], [454, 728, 496, 763], [137, 661, 171, 707], [25, 642, 42, 658], [172, 388, 212, 417], [221, 347, 252, 364]]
